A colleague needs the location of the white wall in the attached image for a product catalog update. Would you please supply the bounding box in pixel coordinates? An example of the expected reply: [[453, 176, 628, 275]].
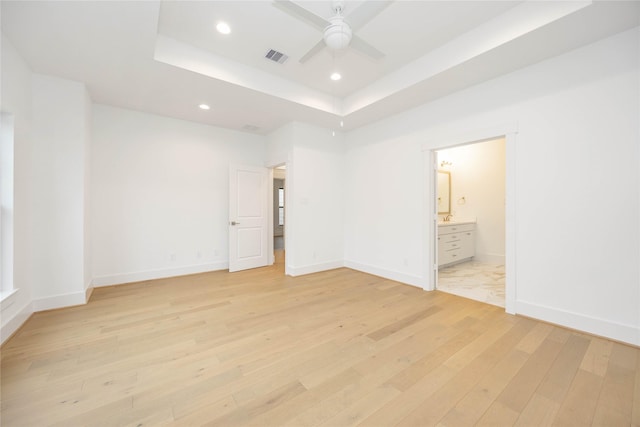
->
[[344, 132, 425, 287], [83, 91, 92, 293], [30, 74, 91, 309], [266, 122, 294, 168], [91, 105, 265, 285], [438, 138, 506, 263], [266, 122, 345, 276], [1, 34, 34, 342], [289, 123, 344, 275], [1, 35, 92, 341], [344, 27, 640, 345]]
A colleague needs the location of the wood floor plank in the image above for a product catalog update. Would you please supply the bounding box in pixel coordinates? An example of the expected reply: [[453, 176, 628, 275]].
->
[[243, 368, 363, 427], [515, 322, 554, 354], [318, 384, 400, 427], [284, 368, 400, 427], [357, 320, 517, 426], [395, 318, 535, 426], [592, 342, 637, 425], [535, 334, 590, 402], [633, 353, 640, 426], [206, 380, 307, 427], [171, 395, 237, 425], [476, 400, 520, 426], [553, 369, 603, 426], [437, 348, 530, 426], [2, 256, 639, 426], [384, 327, 481, 392], [366, 305, 442, 341], [439, 323, 552, 427], [495, 336, 564, 413], [513, 393, 559, 426], [580, 335, 614, 376]]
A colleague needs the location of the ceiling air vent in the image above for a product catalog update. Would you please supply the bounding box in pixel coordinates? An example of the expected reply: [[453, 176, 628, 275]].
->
[[265, 49, 289, 64], [242, 124, 261, 132]]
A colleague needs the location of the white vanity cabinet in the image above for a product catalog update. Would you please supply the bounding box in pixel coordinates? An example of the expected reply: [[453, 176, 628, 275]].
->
[[438, 222, 475, 267]]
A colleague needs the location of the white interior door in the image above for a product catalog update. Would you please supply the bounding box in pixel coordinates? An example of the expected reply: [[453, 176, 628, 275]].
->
[[229, 164, 269, 272]]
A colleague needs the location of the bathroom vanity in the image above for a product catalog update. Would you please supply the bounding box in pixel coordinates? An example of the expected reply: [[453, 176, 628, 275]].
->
[[438, 222, 475, 267]]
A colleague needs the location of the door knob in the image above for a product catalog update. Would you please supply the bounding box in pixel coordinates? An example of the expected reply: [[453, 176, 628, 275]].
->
[[230, 221, 240, 225]]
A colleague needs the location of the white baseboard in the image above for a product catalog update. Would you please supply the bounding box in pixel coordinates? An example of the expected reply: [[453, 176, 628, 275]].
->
[[1, 300, 33, 345], [33, 291, 87, 312], [473, 253, 505, 265], [344, 260, 425, 289], [516, 300, 639, 346], [288, 260, 344, 276], [92, 261, 229, 287], [85, 286, 94, 302]]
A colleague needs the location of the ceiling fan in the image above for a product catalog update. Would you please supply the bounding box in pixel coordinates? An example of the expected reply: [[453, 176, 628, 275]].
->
[[273, 0, 393, 63]]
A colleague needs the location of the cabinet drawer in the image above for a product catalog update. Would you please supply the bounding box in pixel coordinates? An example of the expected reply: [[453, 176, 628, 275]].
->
[[439, 248, 462, 265], [440, 240, 462, 251], [440, 233, 463, 244], [439, 223, 475, 234]]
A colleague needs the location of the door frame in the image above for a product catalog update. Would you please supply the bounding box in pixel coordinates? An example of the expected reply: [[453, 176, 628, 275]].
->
[[267, 162, 291, 275], [423, 123, 518, 314]]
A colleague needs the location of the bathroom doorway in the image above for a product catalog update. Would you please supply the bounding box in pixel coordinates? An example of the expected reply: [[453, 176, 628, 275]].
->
[[434, 137, 507, 307]]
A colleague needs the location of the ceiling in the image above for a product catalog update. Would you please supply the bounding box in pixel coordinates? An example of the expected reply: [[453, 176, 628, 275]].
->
[[1, 1, 639, 135]]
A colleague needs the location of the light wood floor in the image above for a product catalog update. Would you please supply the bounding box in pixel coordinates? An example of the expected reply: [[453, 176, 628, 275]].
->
[[2, 254, 639, 426]]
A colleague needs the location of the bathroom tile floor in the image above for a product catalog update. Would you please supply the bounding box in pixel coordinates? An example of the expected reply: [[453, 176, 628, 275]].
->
[[437, 260, 505, 308]]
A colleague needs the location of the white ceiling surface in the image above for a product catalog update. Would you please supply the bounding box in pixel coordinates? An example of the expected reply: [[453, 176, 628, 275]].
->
[[1, 1, 639, 134]]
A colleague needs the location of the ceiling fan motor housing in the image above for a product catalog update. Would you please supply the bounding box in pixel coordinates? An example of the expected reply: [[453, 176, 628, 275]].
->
[[324, 16, 352, 50]]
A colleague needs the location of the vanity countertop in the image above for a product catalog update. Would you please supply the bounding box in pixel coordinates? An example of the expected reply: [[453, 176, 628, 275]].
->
[[438, 220, 476, 226]]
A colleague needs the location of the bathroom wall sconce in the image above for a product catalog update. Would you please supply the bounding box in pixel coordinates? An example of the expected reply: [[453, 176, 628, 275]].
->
[[440, 161, 452, 167]]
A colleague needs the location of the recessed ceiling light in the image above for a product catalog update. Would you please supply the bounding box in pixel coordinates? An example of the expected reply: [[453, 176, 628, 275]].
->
[[330, 72, 342, 81], [199, 104, 210, 110], [216, 21, 231, 35]]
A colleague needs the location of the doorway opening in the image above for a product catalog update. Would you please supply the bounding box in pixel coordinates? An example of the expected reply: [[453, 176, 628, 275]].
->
[[426, 124, 516, 314], [435, 138, 506, 307], [272, 165, 286, 271]]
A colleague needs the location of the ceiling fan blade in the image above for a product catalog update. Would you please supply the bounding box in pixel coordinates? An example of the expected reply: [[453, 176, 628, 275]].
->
[[346, 1, 394, 31], [272, 0, 329, 32], [350, 35, 385, 60], [299, 39, 325, 64]]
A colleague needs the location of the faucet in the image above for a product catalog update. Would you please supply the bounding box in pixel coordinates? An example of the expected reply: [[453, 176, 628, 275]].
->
[[443, 214, 452, 222]]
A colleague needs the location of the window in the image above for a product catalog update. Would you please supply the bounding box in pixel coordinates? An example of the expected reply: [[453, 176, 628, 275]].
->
[[278, 187, 284, 226], [0, 113, 15, 296]]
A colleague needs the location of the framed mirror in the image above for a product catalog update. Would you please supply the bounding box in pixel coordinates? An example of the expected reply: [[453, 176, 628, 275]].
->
[[437, 170, 451, 214]]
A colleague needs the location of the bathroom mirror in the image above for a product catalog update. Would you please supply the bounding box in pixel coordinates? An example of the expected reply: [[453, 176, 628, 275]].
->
[[437, 170, 451, 214]]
